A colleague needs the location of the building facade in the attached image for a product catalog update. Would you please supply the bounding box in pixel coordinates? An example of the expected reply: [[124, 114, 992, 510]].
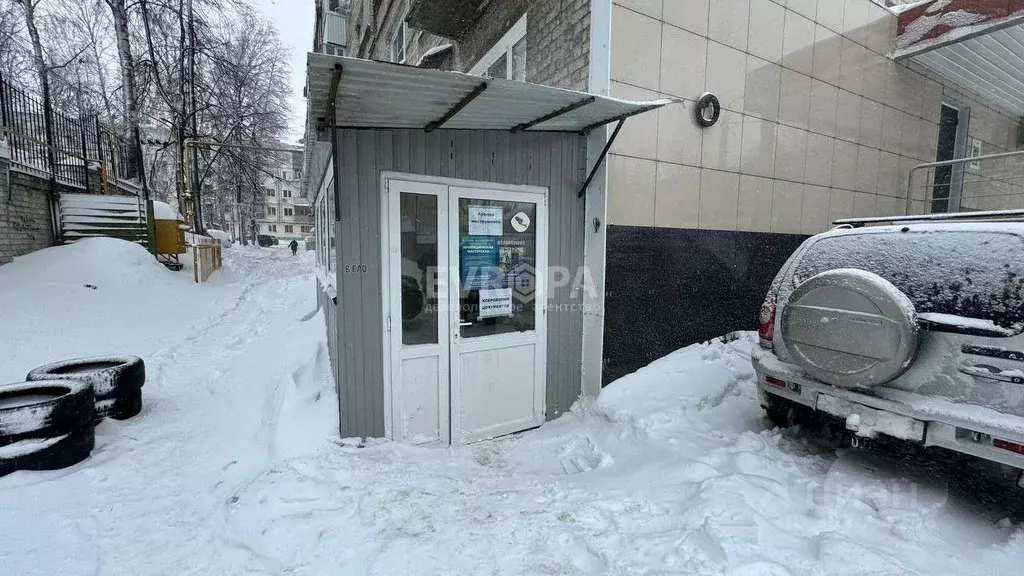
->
[[601, 0, 1024, 380], [306, 0, 1024, 423], [347, 0, 590, 91], [258, 146, 313, 243]]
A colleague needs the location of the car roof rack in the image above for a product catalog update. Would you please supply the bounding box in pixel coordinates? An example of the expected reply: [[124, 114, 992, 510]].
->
[[834, 209, 1024, 228]]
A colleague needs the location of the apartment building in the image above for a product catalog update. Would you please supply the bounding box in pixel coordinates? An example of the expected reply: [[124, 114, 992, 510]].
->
[[258, 145, 313, 243]]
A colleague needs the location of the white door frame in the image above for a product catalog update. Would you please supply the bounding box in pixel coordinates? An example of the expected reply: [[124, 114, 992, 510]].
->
[[448, 185, 548, 444], [380, 172, 548, 444], [382, 178, 450, 445]]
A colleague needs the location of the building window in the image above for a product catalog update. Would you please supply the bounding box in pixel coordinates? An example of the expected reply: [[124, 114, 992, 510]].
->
[[301, 225, 312, 233], [391, 21, 407, 63], [295, 205, 312, 217], [283, 189, 293, 198], [267, 206, 277, 216], [469, 14, 526, 81], [282, 170, 290, 181], [285, 225, 294, 233], [284, 207, 294, 216], [265, 187, 275, 197], [269, 224, 277, 232]]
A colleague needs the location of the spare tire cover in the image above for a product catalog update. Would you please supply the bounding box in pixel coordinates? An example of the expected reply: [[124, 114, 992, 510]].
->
[[781, 268, 918, 388]]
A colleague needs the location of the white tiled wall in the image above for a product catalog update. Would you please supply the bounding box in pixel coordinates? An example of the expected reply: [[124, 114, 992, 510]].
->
[[607, 0, 1023, 233]]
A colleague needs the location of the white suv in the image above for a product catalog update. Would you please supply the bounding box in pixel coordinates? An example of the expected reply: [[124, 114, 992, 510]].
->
[[753, 212, 1024, 485]]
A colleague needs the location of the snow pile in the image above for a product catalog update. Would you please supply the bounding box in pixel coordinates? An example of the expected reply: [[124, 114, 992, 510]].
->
[[205, 228, 232, 247], [215, 336, 1024, 575], [151, 200, 183, 221], [897, 9, 986, 47], [1, 244, 1022, 575], [917, 312, 1017, 336], [0, 239, 325, 575], [0, 237, 168, 287], [416, 43, 454, 66]]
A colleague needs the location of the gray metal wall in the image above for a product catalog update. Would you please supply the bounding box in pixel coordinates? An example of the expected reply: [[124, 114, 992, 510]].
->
[[305, 141, 332, 201], [327, 128, 587, 439]]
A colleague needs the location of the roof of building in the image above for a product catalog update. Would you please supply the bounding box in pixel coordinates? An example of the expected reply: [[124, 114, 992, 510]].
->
[[895, 0, 1024, 115], [305, 53, 671, 134]]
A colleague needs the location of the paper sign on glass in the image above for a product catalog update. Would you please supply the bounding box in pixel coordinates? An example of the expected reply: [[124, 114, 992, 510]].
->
[[478, 287, 513, 318], [468, 205, 503, 236]]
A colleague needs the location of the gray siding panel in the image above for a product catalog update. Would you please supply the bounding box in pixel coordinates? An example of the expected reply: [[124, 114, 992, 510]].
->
[[333, 128, 587, 438], [337, 129, 358, 436]]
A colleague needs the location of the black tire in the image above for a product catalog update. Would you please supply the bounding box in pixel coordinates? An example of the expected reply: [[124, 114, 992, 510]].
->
[[0, 424, 95, 477], [27, 356, 145, 399], [0, 380, 95, 446], [99, 387, 143, 421]]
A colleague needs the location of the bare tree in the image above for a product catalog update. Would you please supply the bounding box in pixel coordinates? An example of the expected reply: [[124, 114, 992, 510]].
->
[[102, 0, 147, 198], [4, 0, 293, 238], [0, 0, 32, 81], [18, 0, 58, 195]]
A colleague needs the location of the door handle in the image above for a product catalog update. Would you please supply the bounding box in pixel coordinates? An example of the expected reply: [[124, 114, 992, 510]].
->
[[959, 363, 1024, 384], [459, 321, 473, 327]]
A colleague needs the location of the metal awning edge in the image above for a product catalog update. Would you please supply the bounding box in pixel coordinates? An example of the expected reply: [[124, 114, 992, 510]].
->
[[894, 10, 1024, 60], [305, 53, 674, 134]]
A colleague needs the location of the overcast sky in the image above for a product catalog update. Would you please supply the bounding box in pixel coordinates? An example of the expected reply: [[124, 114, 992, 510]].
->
[[253, 0, 315, 144]]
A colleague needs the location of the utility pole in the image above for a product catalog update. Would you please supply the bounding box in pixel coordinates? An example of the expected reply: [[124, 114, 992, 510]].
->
[[187, 0, 202, 232]]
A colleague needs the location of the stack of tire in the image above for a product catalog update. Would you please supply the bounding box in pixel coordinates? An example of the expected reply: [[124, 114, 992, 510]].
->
[[0, 356, 145, 477]]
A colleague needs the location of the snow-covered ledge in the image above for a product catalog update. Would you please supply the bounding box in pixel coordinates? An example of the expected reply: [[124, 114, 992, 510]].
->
[[316, 266, 337, 299]]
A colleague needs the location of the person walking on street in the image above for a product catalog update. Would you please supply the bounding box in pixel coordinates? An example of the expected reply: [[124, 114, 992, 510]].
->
[[289, 239, 298, 255]]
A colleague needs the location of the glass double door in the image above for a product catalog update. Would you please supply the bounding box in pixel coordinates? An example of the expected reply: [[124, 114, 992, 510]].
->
[[387, 178, 547, 445]]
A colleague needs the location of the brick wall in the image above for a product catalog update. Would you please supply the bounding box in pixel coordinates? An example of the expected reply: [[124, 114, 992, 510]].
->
[[0, 160, 56, 265], [357, 0, 590, 92], [525, 0, 590, 91]]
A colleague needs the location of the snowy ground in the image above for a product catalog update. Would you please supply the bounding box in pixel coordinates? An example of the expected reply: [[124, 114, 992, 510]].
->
[[1, 239, 1023, 575]]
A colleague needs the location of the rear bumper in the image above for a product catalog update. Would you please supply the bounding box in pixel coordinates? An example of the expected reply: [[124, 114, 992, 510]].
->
[[752, 346, 1024, 469]]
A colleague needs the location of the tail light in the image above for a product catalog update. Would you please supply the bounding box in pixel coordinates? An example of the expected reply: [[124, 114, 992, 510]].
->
[[758, 299, 776, 347], [993, 438, 1024, 456]]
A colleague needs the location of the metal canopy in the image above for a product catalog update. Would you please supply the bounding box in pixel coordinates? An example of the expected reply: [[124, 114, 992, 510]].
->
[[306, 53, 671, 134], [894, 0, 1024, 116]]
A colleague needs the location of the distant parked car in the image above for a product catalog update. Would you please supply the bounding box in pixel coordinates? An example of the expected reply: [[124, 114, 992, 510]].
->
[[256, 235, 278, 247], [753, 211, 1024, 489]]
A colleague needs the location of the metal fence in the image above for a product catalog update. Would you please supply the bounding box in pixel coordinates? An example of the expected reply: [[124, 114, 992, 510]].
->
[[906, 149, 1024, 215], [0, 72, 140, 192]]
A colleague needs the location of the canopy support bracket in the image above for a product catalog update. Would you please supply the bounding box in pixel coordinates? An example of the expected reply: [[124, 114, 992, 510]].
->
[[578, 118, 625, 199], [425, 82, 488, 132], [578, 102, 664, 135], [317, 64, 344, 130], [511, 96, 597, 133]]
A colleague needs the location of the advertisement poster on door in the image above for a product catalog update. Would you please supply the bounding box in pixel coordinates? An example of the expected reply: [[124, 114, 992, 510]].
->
[[461, 236, 502, 290]]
